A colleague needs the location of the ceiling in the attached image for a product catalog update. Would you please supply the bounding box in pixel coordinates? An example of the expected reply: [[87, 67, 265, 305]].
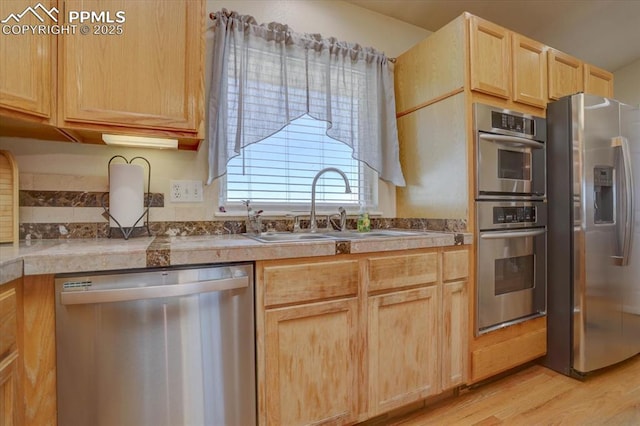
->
[[345, 0, 640, 72]]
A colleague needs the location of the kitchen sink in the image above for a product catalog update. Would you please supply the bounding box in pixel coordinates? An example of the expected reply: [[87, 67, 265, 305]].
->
[[244, 229, 423, 243], [243, 232, 336, 243], [324, 230, 421, 239]]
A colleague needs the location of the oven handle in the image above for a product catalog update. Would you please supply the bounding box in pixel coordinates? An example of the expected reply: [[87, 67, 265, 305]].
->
[[479, 133, 544, 149], [480, 229, 546, 239]]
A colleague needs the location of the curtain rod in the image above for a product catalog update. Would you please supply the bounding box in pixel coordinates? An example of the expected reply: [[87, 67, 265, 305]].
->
[[208, 12, 396, 63]]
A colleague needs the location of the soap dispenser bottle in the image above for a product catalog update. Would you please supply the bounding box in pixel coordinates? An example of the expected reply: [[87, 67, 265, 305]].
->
[[357, 204, 370, 232]]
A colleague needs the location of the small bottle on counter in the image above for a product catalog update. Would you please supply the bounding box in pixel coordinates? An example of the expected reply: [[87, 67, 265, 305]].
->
[[357, 206, 370, 232]]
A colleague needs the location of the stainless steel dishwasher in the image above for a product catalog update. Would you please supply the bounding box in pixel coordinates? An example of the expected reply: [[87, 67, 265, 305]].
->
[[55, 262, 256, 426]]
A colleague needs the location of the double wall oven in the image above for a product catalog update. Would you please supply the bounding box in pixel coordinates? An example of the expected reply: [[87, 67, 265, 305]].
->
[[474, 103, 547, 335]]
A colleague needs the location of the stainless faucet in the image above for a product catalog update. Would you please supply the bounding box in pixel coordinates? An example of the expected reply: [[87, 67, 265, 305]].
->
[[310, 167, 352, 232]]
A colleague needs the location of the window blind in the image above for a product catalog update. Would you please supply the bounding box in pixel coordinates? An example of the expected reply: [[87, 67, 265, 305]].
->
[[222, 114, 375, 211]]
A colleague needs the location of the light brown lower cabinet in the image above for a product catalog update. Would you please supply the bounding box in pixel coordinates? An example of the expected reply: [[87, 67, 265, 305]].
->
[[368, 286, 439, 415], [470, 316, 547, 383], [257, 247, 470, 425], [0, 274, 56, 426], [0, 277, 24, 426], [0, 354, 22, 426], [264, 298, 360, 425], [441, 280, 468, 390]]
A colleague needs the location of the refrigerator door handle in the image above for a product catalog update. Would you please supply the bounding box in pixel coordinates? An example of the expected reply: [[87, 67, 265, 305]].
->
[[612, 136, 635, 266]]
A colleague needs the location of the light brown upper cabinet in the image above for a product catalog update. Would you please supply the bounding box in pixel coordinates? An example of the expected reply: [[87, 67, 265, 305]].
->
[[548, 49, 614, 101], [0, 0, 204, 148], [469, 16, 511, 100], [396, 12, 614, 118], [59, 0, 204, 140], [548, 48, 584, 100], [512, 34, 548, 108], [584, 63, 614, 98], [0, 0, 55, 123], [469, 16, 548, 108]]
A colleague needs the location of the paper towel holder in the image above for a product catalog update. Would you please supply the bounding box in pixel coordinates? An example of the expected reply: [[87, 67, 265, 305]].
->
[[101, 155, 151, 240]]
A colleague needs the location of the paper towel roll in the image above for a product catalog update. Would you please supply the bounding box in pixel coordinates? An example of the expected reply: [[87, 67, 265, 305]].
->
[[109, 163, 145, 228]]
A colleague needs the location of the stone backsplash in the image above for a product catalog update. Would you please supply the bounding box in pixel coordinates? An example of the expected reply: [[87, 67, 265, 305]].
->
[[19, 217, 467, 240], [20, 190, 164, 208], [17, 180, 467, 240]]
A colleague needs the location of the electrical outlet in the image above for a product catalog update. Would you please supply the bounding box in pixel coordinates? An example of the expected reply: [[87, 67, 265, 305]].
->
[[170, 180, 203, 202], [171, 180, 184, 202]]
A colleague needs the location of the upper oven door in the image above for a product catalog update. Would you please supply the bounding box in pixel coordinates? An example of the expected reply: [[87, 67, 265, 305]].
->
[[477, 131, 546, 198]]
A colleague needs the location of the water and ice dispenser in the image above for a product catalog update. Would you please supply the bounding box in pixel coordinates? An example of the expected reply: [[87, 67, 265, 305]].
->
[[594, 166, 614, 224]]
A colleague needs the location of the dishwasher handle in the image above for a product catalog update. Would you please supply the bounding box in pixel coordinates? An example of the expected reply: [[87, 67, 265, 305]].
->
[[60, 276, 249, 305]]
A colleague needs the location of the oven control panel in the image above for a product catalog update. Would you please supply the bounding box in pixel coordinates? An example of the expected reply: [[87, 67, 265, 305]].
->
[[493, 206, 536, 224], [491, 111, 535, 135]]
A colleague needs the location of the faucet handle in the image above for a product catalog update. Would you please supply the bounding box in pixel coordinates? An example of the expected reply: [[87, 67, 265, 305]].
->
[[338, 207, 347, 231], [324, 215, 334, 231], [286, 214, 302, 233], [329, 208, 348, 232]]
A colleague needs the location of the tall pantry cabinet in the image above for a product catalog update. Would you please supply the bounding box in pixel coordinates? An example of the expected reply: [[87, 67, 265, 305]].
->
[[394, 12, 614, 383]]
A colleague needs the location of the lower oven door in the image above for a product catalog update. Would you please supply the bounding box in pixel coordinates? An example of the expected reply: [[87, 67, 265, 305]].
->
[[477, 227, 546, 334]]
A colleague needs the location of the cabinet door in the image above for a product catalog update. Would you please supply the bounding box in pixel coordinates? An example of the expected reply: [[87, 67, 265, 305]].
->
[[469, 16, 511, 99], [0, 278, 23, 426], [368, 251, 438, 293], [368, 286, 439, 415], [264, 299, 359, 426], [0, 0, 54, 120], [441, 280, 468, 390], [548, 49, 583, 100], [0, 355, 22, 426], [60, 0, 202, 132], [584, 64, 614, 98], [512, 34, 547, 108]]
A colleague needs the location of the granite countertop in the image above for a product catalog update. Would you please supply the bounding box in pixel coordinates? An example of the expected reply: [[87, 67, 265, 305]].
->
[[0, 231, 471, 284]]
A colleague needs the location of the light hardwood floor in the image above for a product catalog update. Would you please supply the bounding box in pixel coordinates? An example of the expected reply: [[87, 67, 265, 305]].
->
[[388, 355, 640, 425]]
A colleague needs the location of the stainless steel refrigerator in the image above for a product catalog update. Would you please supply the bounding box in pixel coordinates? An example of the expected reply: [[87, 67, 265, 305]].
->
[[545, 93, 640, 378]]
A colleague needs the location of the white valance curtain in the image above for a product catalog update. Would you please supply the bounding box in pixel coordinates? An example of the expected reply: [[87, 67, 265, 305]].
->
[[207, 10, 405, 187]]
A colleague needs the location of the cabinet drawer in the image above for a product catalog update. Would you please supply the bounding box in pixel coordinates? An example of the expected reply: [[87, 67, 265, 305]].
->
[[443, 250, 469, 282], [0, 286, 17, 359], [471, 325, 546, 382], [263, 260, 359, 307], [368, 252, 438, 293]]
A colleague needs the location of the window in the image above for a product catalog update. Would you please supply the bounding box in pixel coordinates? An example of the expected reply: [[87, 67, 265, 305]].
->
[[221, 114, 377, 213]]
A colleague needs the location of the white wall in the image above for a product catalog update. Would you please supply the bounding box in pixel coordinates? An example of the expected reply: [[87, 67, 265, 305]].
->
[[614, 58, 640, 106], [0, 0, 429, 224], [207, 0, 428, 58]]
